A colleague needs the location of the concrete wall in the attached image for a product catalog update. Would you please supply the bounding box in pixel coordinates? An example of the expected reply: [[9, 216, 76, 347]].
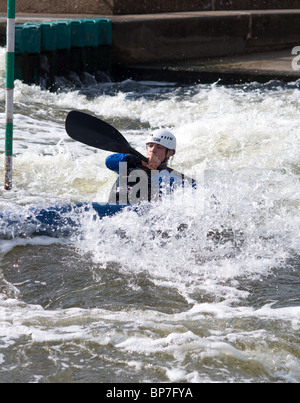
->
[[0, 0, 299, 15], [0, 1, 113, 15], [112, 13, 247, 64], [108, 0, 211, 14], [213, 1, 300, 11], [0, 3, 299, 71], [112, 1, 300, 14], [111, 11, 300, 64]]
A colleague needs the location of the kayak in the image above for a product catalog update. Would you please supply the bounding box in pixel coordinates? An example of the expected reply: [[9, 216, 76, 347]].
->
[[0, 203, 132, 238]]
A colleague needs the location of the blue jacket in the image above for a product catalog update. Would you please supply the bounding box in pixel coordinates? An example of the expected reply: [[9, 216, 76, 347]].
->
[[105, 153, 129, 173]]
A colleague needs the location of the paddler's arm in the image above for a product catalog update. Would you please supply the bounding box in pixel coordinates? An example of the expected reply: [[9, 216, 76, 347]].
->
[[105, 153, 142, 174]]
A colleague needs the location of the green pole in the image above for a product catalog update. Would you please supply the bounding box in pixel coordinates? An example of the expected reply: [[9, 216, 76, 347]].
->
[[4, 0, 15, 190]]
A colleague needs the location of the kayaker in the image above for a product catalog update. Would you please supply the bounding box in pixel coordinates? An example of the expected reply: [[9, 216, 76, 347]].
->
[[105, 129, 196, 204]]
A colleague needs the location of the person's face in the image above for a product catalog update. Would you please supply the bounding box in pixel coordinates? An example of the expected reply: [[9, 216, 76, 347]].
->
[[146, 143, 167, 164], [146, 143, 174, 166]]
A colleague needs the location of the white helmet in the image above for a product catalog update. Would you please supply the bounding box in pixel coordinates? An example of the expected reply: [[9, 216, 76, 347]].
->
[[146, 129, 177, 152]]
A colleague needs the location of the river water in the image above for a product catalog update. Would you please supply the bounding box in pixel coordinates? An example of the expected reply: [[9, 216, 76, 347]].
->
[[0, 47, 299, 383]]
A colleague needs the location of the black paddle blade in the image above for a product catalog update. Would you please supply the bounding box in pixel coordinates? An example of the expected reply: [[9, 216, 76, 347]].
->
[[66, 111, 130, 152], [65, 111, 147, 162]]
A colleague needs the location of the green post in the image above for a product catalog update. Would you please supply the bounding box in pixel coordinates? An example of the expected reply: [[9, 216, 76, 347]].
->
[[4, 0, 15, 190]]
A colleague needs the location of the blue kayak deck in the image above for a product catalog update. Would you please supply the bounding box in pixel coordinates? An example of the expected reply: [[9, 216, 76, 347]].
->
[[0, 203, 132, 238]]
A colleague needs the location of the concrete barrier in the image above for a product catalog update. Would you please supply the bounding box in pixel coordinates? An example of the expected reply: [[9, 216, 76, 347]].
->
[[111, 11, 300, 64], [213, 1, 300, 11], [1, 10, 299, 67], [0, 1, 112, 15], [0, 0, 299, 15], [111, 0, 300, 14], [0, 8, 299, 86]]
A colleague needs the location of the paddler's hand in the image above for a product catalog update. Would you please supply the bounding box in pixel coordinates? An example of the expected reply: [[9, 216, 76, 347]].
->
[[142, 156, 161, 170]]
